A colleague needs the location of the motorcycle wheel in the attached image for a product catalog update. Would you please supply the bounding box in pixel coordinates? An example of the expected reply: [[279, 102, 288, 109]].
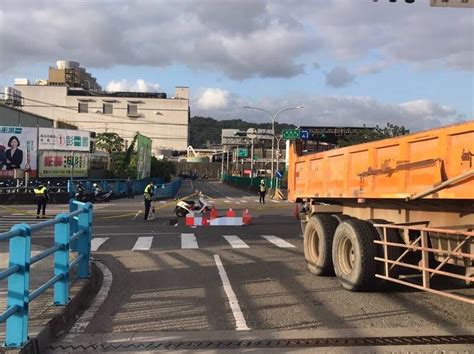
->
[[176, 208, 187, 217]]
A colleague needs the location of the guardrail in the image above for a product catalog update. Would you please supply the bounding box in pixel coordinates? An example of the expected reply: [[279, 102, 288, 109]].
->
[[0, 200, 93, 348]]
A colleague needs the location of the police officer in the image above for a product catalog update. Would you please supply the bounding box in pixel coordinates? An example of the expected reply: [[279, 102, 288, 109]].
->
[[34, 182, 49, 219], [143, 181, 155, 220], [259, 179, 266, 204]]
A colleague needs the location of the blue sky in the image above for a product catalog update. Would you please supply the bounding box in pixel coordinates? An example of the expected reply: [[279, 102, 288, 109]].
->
[[0, 0, 472, 131]]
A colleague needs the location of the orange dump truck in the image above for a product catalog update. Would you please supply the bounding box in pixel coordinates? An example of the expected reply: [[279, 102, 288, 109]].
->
[[288, 121, 474, 303]]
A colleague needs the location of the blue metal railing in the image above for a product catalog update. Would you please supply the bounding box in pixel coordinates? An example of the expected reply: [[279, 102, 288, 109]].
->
[[67, 177, 164, 197], [0, 200, 93, 348], [154, 179, 182, 199]]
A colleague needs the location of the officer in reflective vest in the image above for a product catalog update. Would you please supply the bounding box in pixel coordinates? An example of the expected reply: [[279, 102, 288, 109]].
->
[[34, 183, 49, 219], [143, 181, 155, 220], [259, 180, 266, 204]]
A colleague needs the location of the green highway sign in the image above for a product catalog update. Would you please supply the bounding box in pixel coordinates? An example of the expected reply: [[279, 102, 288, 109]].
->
[[237, 148, 248, 158], [282, 129, 300, 140]]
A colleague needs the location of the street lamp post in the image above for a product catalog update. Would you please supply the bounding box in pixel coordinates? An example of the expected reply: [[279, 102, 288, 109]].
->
[[243, 105, 303, 184]]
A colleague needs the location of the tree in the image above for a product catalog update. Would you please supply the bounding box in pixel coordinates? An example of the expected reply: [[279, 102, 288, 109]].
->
[[95, 133, 125, 154], [151, 157, 176, 182], [338, 123, 409, 147]]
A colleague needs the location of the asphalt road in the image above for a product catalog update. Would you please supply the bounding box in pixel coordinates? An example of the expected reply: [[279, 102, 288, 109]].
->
[[1, 179, 473, 351]]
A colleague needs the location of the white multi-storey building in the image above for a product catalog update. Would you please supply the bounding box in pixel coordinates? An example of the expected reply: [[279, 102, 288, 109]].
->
[[15, 61, 190, 155]]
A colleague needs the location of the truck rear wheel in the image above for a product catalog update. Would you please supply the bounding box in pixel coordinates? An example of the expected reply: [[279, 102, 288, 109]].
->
[[303, 214, 338, 275], [332, 219, 377, 291], [332, 214, 351, 224]]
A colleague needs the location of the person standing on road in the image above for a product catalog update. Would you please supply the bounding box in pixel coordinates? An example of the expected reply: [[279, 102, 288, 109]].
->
[[34, 182, 49, 219], [259, 179, 266, 204], [126, 177, 134, 199], [143, 181, 155, 220]]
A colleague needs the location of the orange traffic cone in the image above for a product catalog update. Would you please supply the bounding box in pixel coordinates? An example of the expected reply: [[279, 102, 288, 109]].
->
[[293, 205, 300, 220], [186, 212, 195, 226], [226, 208, 235, 217], [242, 209, 252, 225], [210, 206, 218, 219]]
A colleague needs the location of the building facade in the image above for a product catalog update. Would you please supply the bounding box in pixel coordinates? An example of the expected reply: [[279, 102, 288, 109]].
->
[[14, 61, 190, 155]]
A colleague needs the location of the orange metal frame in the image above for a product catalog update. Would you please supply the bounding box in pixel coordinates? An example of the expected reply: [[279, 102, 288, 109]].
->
[[374, 224, 474, 305]]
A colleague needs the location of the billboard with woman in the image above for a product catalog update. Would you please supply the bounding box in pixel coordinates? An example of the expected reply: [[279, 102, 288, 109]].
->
[[0, 126, 37, 178]]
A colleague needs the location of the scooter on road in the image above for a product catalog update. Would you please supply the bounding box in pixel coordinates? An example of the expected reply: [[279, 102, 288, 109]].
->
[[175, 191, 213, 217]]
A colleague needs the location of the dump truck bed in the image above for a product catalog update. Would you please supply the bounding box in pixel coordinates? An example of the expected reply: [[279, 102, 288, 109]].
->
[[288, 120, 474, 202]]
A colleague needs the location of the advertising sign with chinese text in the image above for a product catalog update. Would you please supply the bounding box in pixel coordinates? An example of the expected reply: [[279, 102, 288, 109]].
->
[[0, 126, 38, 178], [39, 128, 90, 152], [38, 151, 89, 177]]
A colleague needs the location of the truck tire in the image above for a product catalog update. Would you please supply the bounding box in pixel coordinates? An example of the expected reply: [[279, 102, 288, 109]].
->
[[366, 219, 402, 279], [332, 214, 351, 224], [303, 214, 339, 275], [332, 219, 377, 291]]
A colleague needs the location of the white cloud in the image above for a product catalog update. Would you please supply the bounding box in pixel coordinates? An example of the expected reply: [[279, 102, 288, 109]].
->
[[196, 88, 230, 110], [192, 91, 465, 132], [0, 0, 471, 84], [105, 79, 160, 92]]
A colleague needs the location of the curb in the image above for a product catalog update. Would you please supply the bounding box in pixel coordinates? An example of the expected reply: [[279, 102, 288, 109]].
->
[[3, 262, 103, 354]]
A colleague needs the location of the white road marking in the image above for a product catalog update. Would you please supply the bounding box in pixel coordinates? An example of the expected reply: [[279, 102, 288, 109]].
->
[[214, 255, 250, 331], [240, 200, 248, 203], [133, 210, 141, 220], [91, 237, 109, 251], [94, 232, 177, 236], [261, 235, 296, 248], [63, 261, 112, 340], [254, 199, 260, 203], [270, 200, 279, 203], [132, 236, 153, 251], [181, 233, 198, 249], [223, 235, 249, 249], [224, 200, 231, 203]]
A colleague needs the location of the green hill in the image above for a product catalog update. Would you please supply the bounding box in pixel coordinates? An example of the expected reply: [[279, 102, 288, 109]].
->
[[189, 116, 296, 148]]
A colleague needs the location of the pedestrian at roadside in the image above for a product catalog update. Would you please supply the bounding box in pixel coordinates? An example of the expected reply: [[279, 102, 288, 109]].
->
[[143, 181, 155, 220], [126, 177, 134, 199], [34, 182, 49, 219], [259, 180, 266, 204]]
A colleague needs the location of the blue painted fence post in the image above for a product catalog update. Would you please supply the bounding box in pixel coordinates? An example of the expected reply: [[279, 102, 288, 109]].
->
[[54, 214, 70, 305], [69, 199, 78, 252], [5, 224, 31, 347], [77, 203, 92, 279]]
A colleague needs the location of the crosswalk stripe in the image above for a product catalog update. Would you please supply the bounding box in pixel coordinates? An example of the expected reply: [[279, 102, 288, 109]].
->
[[223, 235, 249, 248], [261, 235, 296, 248], [181, 233, 198, 249], [91, 237, 109, 251], [132, 236, 153, 251], [270, 200, 279, 203]]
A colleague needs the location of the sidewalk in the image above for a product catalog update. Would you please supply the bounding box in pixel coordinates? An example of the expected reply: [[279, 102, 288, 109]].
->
[[0, 242, 100, 353]]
